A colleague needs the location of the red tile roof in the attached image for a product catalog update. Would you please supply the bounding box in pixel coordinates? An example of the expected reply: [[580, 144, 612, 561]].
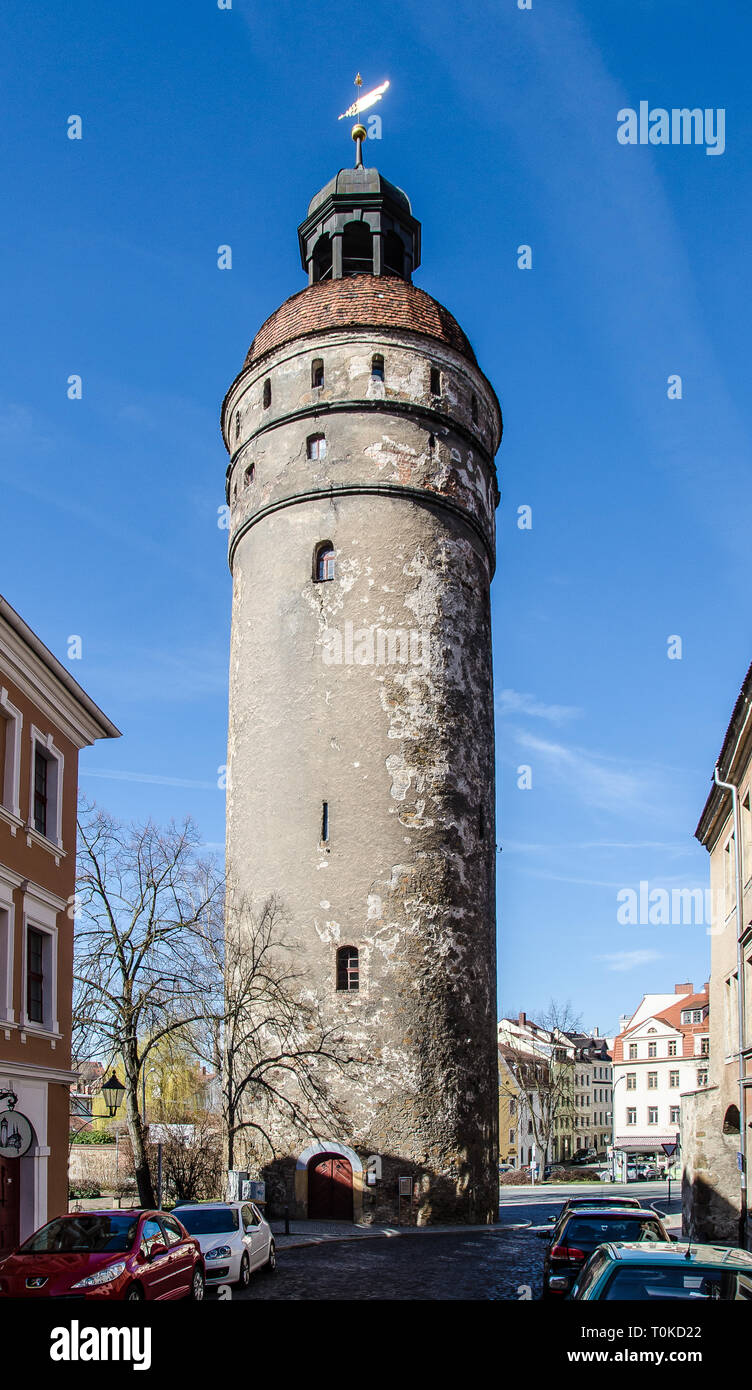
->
[[244, 275, 478, 368]]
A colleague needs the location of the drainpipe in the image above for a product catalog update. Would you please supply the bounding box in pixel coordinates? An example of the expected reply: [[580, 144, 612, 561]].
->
[[714, 698, 751, 1249]]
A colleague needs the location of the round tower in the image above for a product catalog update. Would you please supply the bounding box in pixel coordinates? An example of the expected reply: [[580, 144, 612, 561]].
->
[[222, 156, 502, 1224]]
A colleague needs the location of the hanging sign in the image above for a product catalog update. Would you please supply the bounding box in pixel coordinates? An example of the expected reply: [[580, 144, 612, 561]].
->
[[0, 1107, 33, 1158]]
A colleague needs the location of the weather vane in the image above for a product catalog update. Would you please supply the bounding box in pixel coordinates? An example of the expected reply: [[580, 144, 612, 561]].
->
[[339, 73, 390, 167]]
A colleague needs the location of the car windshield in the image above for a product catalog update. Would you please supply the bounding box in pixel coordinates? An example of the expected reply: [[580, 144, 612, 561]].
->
[[18, 1214, 139, 1254], [565, 1216, 665, 1245], [603, 1266, 729, 1300], [175, 1207, 239, 1235]]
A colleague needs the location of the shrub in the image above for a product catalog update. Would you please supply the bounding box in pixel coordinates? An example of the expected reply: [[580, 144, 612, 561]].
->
[[69, 1130, 115, 1145], [68, 1179, 102, 1199]]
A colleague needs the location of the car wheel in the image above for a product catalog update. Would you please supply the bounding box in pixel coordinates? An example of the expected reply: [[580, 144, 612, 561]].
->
[[236, 1253, 251, 1290], [126, 1284, 144, 1301], [266, 1240, 276, 1273], [189, 1265, 205, 1301]]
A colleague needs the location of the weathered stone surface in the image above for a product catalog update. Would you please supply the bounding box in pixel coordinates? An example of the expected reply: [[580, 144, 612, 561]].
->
[[222, 266, 502, 1225]]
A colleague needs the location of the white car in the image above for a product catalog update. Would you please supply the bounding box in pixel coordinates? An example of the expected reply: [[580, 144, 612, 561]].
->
[[174, 1201, 275, 1289]]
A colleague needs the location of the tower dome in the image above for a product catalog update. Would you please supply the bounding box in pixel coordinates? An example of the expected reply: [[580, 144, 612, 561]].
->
[[298, 163, 421, 282], [222, 158, 502, 1225]]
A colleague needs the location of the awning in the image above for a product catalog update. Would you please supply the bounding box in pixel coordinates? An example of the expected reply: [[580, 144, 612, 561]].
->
[[614, 1139, 672, 1153]]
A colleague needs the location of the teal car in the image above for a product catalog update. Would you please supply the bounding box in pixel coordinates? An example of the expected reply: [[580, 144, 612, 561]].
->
[[571, 1240, 752, 1301]]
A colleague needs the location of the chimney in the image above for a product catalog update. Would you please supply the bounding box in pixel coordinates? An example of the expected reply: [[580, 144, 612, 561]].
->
[[592, 1026, 599, 1037], [518, 1011, 526, 1027], [675, 982, 693, 994]]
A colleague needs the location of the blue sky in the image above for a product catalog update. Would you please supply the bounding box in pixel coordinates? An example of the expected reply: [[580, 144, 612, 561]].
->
[[2, 0, 749, 1035]]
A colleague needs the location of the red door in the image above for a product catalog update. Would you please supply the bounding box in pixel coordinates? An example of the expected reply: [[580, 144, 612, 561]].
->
[[308, 1154, 353, 1220], [0, 1157, 20, 1257]]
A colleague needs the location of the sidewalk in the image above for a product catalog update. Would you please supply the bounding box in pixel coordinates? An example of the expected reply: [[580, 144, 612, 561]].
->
[[268, 1219, 506, 1250]]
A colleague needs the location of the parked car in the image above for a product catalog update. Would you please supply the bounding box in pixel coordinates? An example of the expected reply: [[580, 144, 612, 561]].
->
[[547, 1194, 644, 1223], [540, 1205, 671, 1298], [0, 1210, 205, 1300], [570, 1241, 752, 1301], [173, 1201, 275, 1288]]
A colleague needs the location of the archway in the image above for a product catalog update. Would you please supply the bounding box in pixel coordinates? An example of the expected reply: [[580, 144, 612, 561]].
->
[[307, 1152, 354, 1220], [296, 1140, 362, 1221]]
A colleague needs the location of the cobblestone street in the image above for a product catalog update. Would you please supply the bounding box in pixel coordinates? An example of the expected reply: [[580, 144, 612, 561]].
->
[[214, 1227, 544, 1302]]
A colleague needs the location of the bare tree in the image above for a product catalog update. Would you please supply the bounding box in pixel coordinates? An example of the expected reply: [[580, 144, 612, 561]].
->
[[195, 892, 361, 1172], [73, 801, 222, 1207], [499, 1001, 581, 1165]]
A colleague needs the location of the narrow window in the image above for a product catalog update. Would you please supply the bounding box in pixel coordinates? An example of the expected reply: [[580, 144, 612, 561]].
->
[[371, 354, 384, 381], [244, 462, 255, 488], [321, 801, 329, 843], [312, 359, 324, 388], [471, 393, 478, 423], [235, 410, 241, 439], [428, 433, 435, 452], [262, 379, 271, 409], [33, 746, 48, 836], [27, 927, 44, 1024], [307, 433, 326, 460], [336, 946, 359, 992], [430, 366, 441, 396], [315, 543, 335, 582]]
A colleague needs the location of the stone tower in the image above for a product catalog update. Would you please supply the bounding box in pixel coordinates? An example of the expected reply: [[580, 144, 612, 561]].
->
[[222, 146, 502, 1224]]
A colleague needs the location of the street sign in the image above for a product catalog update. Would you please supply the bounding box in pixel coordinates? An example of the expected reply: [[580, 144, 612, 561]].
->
[[737, 1152, 745, 1173], [661, 1142, 677, 1157]]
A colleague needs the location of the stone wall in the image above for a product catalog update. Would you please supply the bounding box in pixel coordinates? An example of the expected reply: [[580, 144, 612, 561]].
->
[[68, 1144, 119, 1191], [681, 1086, 742, 1244], [223, 311, 501, 1224]]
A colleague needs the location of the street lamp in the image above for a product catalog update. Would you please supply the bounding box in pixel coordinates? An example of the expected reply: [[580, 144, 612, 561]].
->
[[101, 1072, 125, 1118]]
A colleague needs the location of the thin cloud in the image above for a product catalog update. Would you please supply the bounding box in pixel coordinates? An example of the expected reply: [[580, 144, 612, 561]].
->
[[514, 731, 652, 814], [598, 950, 663, 973], [496, 689, 581, 724], [80, 768, 220, 791]]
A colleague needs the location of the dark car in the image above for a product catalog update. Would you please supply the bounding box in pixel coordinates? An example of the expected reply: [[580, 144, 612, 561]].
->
[[540, 1205, 671, 1298], [0, 1210, 205, 1301], [547, 1194, 645, 1225], [570, 1241, 752, 1301]]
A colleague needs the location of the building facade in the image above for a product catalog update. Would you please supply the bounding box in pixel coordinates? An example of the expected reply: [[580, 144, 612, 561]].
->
[[685, 661, 752, 1247], [498, 1014, 576, 1167], [0, 596, 118, 1255], [567, 1030, 613, 1156], [612, 983, 709, 1176], [223, 149, 502, 1223]]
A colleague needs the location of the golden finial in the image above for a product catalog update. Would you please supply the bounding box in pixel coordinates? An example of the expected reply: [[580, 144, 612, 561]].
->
[[338, 74, 391, 167]]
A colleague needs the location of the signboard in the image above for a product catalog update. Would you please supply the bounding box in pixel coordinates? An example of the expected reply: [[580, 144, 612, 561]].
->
[[398, 1176, 412, 1197], [661, 1142, 677, 1157], [0, 1108, 33, 1158], [738, 1152, 745, 1173], [241, 1180, 266, 1204]]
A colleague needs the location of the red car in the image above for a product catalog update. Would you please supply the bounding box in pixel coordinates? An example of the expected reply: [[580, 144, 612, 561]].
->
[[0, 1209, 205, 1300]]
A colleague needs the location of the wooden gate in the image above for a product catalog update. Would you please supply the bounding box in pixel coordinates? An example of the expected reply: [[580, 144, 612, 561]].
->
[[307, 1153, 353, 1221], [0, 1157, 20, 1258]]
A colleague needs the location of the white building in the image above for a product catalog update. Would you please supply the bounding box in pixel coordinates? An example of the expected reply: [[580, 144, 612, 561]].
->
[[612, 982, 710, 1172]]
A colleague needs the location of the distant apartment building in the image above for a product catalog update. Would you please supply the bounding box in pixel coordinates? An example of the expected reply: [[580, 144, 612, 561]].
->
[[0, 596, 118, 1256], [685, 661, 752, 1248], [498, 1014, 576, 1167], [566, 1030, 613, 1155], [612, 983, 709, 1176]]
